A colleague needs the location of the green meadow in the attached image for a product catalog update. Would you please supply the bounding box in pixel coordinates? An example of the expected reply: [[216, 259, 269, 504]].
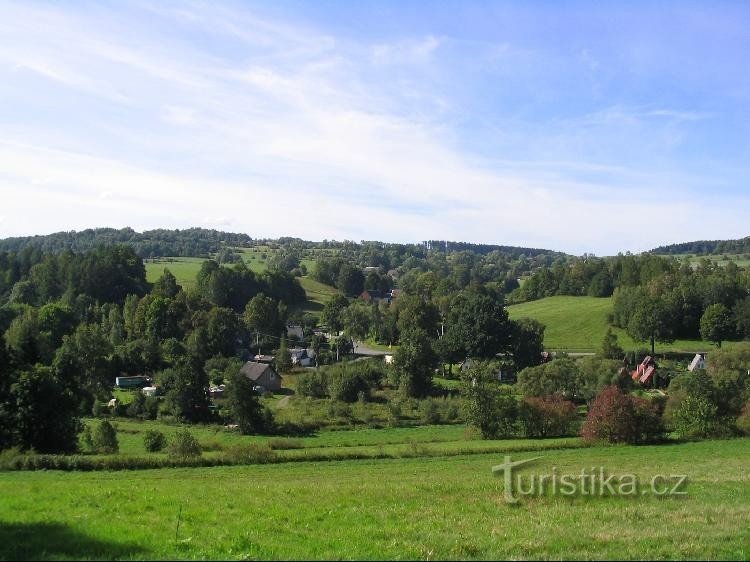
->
[[144, 248, 339, 317], [1, 437, 748, 560], [507, 296, 710, 353]]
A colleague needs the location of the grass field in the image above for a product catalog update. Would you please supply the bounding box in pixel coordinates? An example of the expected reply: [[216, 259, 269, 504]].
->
[[1, 437, 748, 559], [144, 251, 339, 317], [656, 253, 750, 268], [144, 257, 206, 290], [507, 296, 710, 353], [296, 276, 340, 313]]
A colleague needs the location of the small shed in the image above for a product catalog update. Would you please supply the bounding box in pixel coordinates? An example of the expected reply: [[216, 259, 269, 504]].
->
[[240, 362, 282, 392]]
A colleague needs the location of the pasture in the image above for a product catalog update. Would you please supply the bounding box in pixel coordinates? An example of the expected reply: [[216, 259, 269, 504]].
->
[[507, 296, 710, 353], [143, 248, 340, 317], [0, 437, 747, 559]]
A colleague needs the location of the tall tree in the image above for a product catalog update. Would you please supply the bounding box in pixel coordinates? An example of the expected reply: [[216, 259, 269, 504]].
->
[[11, 365, 81, 453], [225, 369, 270, 434], [626, 296, 675, 355], [391, 327, 437, 397], [700, 303, 734, 348]]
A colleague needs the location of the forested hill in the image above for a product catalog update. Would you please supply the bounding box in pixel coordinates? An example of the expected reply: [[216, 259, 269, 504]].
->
[[0, 227, 567, 261], [651, 236, 750, 255], [422, 240, 567, 259], [0, 228, 253, 258]]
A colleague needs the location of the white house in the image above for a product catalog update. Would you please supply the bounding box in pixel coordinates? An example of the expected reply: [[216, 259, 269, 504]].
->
[[688, 353, 706, 372]]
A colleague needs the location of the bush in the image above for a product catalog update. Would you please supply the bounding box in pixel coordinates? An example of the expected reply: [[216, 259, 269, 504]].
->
[[581, 386, 664, 444], [91, 420, 119, 454], [167, 428, 202, 459], [327, 367, 371, 403], [80, 425, 94, 452], [143, 430, 166, 453], [127, 392, 146, 419], [327, 400, 354, 423], [223, 443, 276, 464], [462, 362, 518, 439], [517, 358, 580, 400], [267, 438, 304, 450], [671, 394, 733, 439], [419, 398, 441, 425], [519, 395, 577, 438], [91, 401, 105, 418], [296, 370, 328, 398], [737, 402, 750, 435]]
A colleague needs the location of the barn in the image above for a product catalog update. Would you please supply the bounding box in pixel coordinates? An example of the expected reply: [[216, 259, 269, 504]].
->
[[239, 361, 282, 393]]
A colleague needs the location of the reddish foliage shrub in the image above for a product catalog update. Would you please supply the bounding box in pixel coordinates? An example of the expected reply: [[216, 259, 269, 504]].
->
[[581, 386, 664, 444], [519, 394, 578, 438]]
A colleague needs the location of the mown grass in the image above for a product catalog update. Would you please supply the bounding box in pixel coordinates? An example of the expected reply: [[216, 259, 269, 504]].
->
[[0, 438, 747, 559], [142, 251, 339, 316], [83, 419, 475, 458], [144, 257, 205, 290], [507, 296, 710, 353]]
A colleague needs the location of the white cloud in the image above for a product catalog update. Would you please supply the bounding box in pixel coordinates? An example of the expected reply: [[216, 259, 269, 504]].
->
[[0, 2, 746, 255]]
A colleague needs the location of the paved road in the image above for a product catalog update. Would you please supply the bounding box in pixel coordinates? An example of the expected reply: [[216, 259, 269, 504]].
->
[[352, 341, 390, 356]]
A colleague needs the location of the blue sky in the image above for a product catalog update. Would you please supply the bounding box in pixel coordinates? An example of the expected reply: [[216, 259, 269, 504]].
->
[[1, 0, 749, 255]]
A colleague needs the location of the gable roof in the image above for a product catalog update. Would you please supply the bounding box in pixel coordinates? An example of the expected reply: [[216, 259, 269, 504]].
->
[[240, 361, 281, 382]]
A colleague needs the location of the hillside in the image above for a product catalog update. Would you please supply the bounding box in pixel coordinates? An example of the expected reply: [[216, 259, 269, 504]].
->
[[0, 227, 252, 257], [507, 296, 709, 353], [651, 235, 750, 256]]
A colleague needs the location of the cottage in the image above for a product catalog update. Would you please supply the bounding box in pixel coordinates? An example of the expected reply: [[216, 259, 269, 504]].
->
[[359, 289, 384, 304], [631, 356, 657, 384], [688, 353, 706, 372], [289, 347, 316, 367], [253, 354, 275, 364], [240, 361, 282, 392], [286, 324, 304, 340]]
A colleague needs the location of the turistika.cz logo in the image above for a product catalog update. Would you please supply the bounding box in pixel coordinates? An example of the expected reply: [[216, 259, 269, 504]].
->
[[491, 455, 688, 504]]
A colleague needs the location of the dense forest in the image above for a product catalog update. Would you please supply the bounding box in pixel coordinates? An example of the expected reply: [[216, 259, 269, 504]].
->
[[0, 228, 253, 258], [651, 235, 750, 256]]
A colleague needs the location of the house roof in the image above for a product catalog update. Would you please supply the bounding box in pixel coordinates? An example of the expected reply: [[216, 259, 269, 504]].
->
[[240, 362, 281, 382], [688, 354, 705, 371]]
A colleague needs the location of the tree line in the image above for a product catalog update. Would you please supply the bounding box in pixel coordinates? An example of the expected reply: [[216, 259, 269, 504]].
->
[[0, 245, 306, 453]]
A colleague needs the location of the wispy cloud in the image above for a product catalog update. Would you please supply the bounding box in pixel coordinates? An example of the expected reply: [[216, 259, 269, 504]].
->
[[0, 1, 747, 254]]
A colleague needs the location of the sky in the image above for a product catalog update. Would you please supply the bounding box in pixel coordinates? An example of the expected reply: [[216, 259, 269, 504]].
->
[[1, 1, 749, 255]]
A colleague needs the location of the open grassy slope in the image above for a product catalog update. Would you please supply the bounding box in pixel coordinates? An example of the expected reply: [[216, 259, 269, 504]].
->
[[1, 438, 747, 559], [144, 257, 205, 290], [144, 251, 339, 316], [507, 296, 709, 353]]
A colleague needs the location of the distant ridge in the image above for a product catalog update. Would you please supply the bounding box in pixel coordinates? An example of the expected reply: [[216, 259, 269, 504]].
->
[[0, 227, 568, 259], [651, 235, 750, 256], [0, 227, 253, 258]]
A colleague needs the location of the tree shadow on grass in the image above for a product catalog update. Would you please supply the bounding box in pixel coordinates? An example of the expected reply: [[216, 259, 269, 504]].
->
[[0, 521, 145, 560]]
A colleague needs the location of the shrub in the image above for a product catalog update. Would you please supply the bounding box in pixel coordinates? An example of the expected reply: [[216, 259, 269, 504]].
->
[[328, 400, 353, 422], [80, 425, 94, 452], [144, 396, 159, 420], [419, 398, 441, 425], [223, 442, 276, 464], [517, 358, 580, 400], [296, 370, 328, 398], [519, 395, 577, 438], [127, 392, 146, 418], [91, 420, 119, 454], [386, 400, 402, 427], [167, 428, 202, 459], [143, 430, 166, 453], [462, 363, 518, 439], [671, 394, 733, 439], [267, 438, 304, 450], [581, 386, 664, 444], [326, 366, 371, 403], [91, 401, 105, 418], [737, 402, 750, 435]]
